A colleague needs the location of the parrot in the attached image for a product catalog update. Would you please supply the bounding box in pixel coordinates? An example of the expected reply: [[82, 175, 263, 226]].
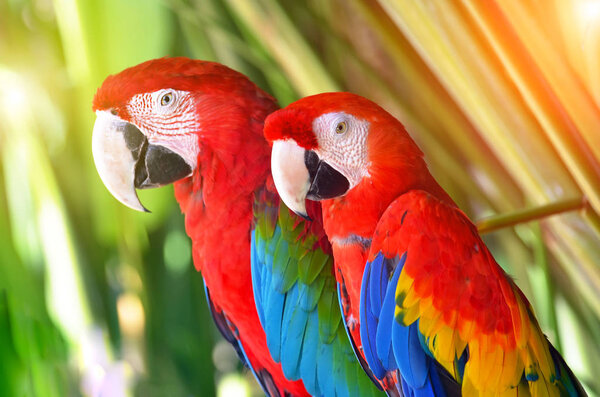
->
[[91, 58, 382, 397], [264, 92, 587, 397]]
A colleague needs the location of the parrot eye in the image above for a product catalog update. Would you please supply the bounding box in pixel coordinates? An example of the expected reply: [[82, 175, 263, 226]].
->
[[160, 92, 174, 106], [335, 121, 347, 134]]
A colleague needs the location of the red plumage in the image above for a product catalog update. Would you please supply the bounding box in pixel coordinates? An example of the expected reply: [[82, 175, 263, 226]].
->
[[266, 93, 455, 358], [265, 92, 582, 395], [94, 58, 309, 396]]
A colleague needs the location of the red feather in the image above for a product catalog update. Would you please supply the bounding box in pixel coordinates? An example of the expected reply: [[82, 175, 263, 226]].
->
[[94, 58, 310, 396], [264, 92, 572, 395]]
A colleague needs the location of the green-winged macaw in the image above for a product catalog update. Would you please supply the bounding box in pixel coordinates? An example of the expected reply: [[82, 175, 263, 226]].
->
[[91, 59, 382, 396]]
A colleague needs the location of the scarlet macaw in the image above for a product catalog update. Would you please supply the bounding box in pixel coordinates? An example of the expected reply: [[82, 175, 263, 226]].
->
[[265, 92, 586, 397], [91, 59, 381, 396]]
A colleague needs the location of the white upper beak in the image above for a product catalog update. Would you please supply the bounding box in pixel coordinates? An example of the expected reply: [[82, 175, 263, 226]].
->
[[271, 139, 311, 219], [92, 110, 148, 212]]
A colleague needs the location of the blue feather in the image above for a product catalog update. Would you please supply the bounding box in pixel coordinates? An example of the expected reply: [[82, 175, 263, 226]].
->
[[297, 276, 325, 311], [338, 284, 384, 391], [280, 287, 306, 379], [392, 319, 430, 388], [400, 377, 414, 397], [298, 309, 319, 394], [425, 363, 448, 397], [317, 341, 335, 396], [376, 254, 405, 371], [360, 259, 387, 379], [333, 338, 351, 397], [252, 204, 382, 396], [369, 253, 386, 316], [263, 277, 285, 362], [250, 233, 266, 327]]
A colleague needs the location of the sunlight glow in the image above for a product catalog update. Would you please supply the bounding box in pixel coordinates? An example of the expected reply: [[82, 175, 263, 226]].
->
[[0, 70, 29, 120], [576, 0, 600, 25], [217, 374, 250, 397], [117, 293, 145, 338], [39, 200, 89, 340]]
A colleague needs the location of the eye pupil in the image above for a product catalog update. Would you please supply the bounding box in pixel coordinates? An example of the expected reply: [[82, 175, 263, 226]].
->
[[336, 121, 347, 134], [161, 93, 173, 106]]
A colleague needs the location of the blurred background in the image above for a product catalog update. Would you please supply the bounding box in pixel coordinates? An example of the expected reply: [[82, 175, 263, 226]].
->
[[1, 0, 600, 396]]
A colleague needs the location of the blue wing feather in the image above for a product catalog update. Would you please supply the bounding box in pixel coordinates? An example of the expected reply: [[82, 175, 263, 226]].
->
[[361, 251, 456, 397], [392, 320, 429, 389], [376, 255, 402, 371], [252, 201, 383, 397], [298, 309, 319, 391], [369, 253, 385, 316], [360, 259, 387, 379], [337, 283, 384, 391], [281, 287, 306, 378], [251, 235, 266, 327]]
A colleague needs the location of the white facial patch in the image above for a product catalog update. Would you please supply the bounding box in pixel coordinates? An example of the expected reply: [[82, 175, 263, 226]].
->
[[126, 89, 200, 171], [312, 112, 370, 188]]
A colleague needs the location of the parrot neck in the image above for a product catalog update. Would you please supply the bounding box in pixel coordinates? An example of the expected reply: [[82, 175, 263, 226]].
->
[[173, 141, 271, 272], [322, 165, 455, 242], [172, 91, 277, 279], [171, 104, 274, 319]]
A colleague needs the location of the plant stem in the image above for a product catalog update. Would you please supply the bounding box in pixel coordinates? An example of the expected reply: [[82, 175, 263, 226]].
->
[[477, 197, 585, 234]]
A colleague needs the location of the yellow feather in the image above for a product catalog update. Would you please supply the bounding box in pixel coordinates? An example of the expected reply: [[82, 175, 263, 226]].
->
[[483, 345, 505, 391], [520, 347, 537, 385], [518, 380, 533, 397], [396, 301, 420, 326], [497, 386, 520, 397], [418, 298, 443, 334], [418, 314, 436, 336], [527, 323, 555, 382], [395, 271, 414, 304], [465, 339, 483, 390], [480, 334, 492, 354], [403, 285, 420, 308], [462, 374, 478, 397], [426, 316, 446, 339], [529, 373, 559, 397], [418, 295, 434, 317], [477, 340, 499, 391], [459, 318, 476, 341], [454, 335, 467, 362], [498, 348, 522, 391], [432, 325, 456, 363]]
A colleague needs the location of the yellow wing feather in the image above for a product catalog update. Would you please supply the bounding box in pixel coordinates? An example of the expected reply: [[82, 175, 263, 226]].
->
[[395, 273, 561, 396]]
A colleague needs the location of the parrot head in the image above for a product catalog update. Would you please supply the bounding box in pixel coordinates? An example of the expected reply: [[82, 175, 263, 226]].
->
[[92, 57, 276, 211], [264, 92, 428, 216], [265, 92, 445, 219]]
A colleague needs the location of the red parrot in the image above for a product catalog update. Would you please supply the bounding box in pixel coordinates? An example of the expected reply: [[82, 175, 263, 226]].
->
[[91, 59, 381, 396], [265, 92, 586, 397]]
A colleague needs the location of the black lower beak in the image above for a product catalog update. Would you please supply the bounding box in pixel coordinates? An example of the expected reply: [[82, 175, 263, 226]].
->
[[304, 150, 350, 200], [122, 124, 192, 189]]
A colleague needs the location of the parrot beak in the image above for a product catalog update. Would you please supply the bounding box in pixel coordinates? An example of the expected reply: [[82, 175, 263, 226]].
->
[[92, 110, 193, 212], [271, 140, 349, 220], [271, 139, 312, 220]]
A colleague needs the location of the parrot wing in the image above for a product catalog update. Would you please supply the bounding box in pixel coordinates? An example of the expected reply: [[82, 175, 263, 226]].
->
[[252, 190, 382, 397], [203, 283, 280, 396], [360, 190, 585, 397]]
